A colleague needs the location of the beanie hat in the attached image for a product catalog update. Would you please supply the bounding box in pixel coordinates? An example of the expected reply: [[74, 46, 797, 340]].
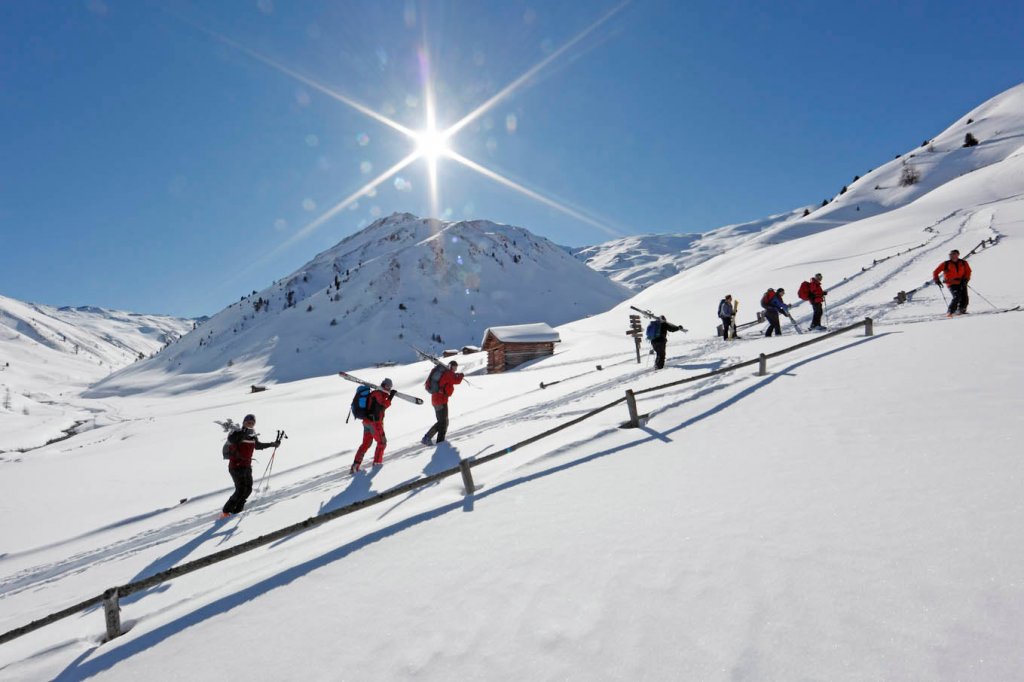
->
[[243, 414, 256, 423], [381, 378, 393, 389]]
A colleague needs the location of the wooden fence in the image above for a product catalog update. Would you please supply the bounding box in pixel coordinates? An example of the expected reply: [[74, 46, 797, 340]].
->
[[0, 317, 874, 647]]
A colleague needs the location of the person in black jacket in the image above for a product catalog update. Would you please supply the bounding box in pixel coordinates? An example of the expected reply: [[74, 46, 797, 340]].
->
[[650, 315, 683, 369], [221, 414, 280, 518]]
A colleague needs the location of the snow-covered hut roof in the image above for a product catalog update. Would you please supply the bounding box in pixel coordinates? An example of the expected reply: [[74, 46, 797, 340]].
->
[[482, 323, 560, 345]]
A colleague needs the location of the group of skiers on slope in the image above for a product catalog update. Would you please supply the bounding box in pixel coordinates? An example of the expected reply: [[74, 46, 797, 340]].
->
[[218, 362, 465, 517], [711, 274, 831, 347], [661, 249, 972, 365], [345, 360, 464, 475], [220, 251, 972, 514], [753, 273, 829, 338]]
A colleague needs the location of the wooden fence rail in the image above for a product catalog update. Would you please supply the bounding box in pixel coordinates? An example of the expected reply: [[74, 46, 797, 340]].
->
[[0, 317, 875, 647]]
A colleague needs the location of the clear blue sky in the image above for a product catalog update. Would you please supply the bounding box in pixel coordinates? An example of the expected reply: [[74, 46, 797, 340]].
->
[[1, 0, 1021, 317]]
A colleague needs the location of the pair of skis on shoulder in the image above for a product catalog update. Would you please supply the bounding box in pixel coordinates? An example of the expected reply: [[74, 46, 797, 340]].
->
[[337, 341, 473, 404], [337, 371, 423, 404], [630, 306, 689, 333], [407, 342, 475, 387]]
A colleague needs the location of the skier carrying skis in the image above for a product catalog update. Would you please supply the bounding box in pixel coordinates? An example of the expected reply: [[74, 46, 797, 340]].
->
[[421, 360, 464, 446], [221, 414, 280, 518], [350, 378, 396, 473], [761, 287, 792, 337], [803, 274, 828, 330], [649, 315, 683, 369], [717, 295, 735, 341], [933, 249, 972, 317]]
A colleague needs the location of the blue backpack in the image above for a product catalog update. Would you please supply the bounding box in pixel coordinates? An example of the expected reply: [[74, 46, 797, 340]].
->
[[645, 320, 661, 341], [351, 385, 372, 419]]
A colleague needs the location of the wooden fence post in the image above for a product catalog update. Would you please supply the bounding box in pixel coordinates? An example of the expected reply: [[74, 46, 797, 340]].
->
[[865, 317, 874, 336], [758, 353, 767, 376], [103, 588, 121, 641], [624, 389, 640, 427], [459, 459, 476, 495]]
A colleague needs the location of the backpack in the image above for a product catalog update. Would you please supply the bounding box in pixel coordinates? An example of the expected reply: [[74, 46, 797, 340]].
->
[[222, 431, 238, 460], [351, 385, 373, 419], [760, 289, 776, 309], [424, 365, 446, 394], [645, 320, 661, 341], [798, 281, 811, 301]]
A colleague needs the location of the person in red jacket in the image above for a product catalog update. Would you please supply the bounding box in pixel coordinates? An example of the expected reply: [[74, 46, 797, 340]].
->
[[933, 249, 972, 316], [350, 379, 395, 473], [221, 414, 280, 518], [421, 361, 464, 446], [806, 274, 828, 330]]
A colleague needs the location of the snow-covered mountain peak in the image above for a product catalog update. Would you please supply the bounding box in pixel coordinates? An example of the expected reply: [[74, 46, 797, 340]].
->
[[91, 214, 631, 392]]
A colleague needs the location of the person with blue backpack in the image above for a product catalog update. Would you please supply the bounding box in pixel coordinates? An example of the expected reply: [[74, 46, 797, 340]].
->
[[350, 379, 396, 473], [646, 315, 683, 369]]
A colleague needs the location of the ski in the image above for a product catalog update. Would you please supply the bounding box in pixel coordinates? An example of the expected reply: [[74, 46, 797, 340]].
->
[[629, 305, 688, 332], [407, 342, 447, 369], [337, 371, 423, 404], [407, 342, 475, 387]]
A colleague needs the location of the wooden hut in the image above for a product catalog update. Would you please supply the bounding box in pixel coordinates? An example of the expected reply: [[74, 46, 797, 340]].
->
[[481, 323, 560, 373]]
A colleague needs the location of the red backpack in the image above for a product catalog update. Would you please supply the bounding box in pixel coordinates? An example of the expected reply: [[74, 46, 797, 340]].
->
[[760, 289, 776, 309], [798, 281, 811, 301]]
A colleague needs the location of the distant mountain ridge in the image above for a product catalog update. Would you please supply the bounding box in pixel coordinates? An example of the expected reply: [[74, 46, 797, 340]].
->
[[573, 209, 807, 290], [0, 294, 193, 447], [91, 214, 630, 392]]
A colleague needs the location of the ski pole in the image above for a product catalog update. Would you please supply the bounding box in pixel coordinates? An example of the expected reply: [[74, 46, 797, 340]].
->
[[258, 430, 286, 493], [967, 284, 999, 311], [936, 280, 948, 305]]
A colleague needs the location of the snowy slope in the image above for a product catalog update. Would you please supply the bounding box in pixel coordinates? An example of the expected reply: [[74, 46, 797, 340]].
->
[[2, 85, 1024, 681], [90, 214, 630, 393], [0, 295, 192, 452]]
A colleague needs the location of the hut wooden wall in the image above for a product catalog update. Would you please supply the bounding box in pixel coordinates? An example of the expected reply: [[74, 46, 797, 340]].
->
[[484, 340, 555, 373]]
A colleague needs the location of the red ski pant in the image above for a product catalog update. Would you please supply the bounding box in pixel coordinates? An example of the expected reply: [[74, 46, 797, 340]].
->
[[354, 421, 387, 464]]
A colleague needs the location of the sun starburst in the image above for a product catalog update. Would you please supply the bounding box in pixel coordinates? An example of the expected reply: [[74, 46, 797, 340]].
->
[[193, 2, 632, 273]]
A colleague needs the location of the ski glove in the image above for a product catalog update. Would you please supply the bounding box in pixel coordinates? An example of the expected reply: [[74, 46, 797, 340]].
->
[[389, 389, 397, 399], [273, 440, 281, 447], [934, 279, 943, 288]]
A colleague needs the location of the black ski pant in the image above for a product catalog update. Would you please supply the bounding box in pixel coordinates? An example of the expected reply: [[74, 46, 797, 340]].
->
[[651, 339, 668, 369], [811, 301, 824, 328], [424, 404, 450, 443], [764, 309, 782, 336], [223, 466, 253, 514], [719, 316, 733, 340], [948, 283, 969, 314]]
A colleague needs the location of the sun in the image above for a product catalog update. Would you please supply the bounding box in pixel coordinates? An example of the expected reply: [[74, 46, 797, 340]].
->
[[414, 127, 450, 163]]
